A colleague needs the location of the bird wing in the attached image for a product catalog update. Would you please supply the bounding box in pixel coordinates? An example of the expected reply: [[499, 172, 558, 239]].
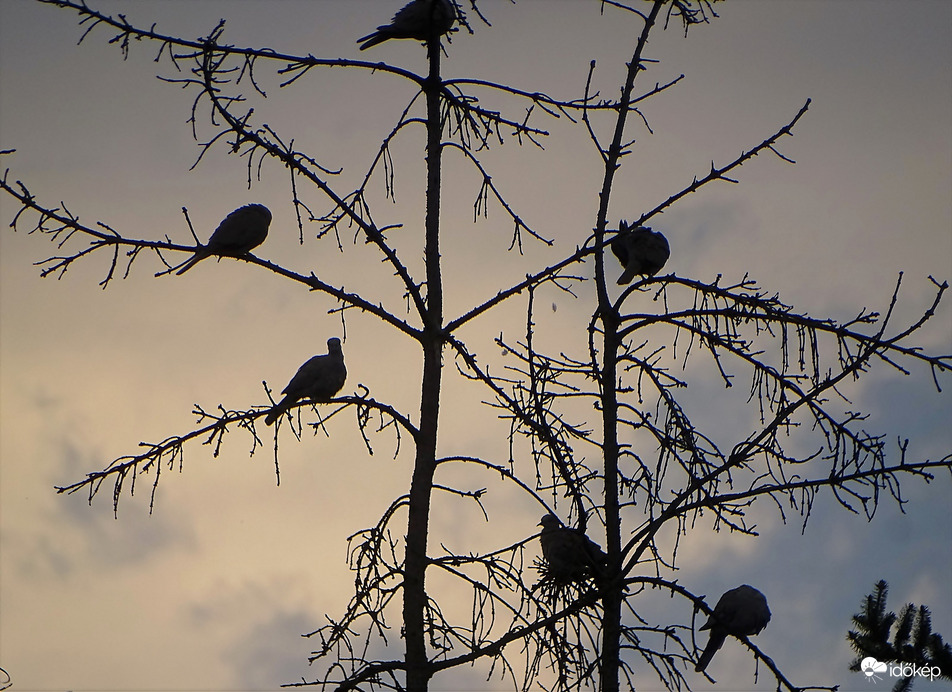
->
[[282, 354, 326, 398], [545, 529, 585, 576], [615, 229, 670, 283], [391, 0, 455, 36], [614, 229, 646, 285], [726, 586, 771, 635], [390, 0, 427, 31], [610, 232, 629, 266], [540, 520, 608, 584], [206, 205, 270, 255], [358, 0, 456, 48], [284, 352, 346, 399], [639, 231, 670, 275], [358, 0, 427, 45], [581, 532, 607, 567], [704, 585, 771, 635], [695, 585, 770, 672]]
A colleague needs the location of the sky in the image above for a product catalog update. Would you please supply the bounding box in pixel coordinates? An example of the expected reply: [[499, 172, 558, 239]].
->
[[1, 1, 950, 691]]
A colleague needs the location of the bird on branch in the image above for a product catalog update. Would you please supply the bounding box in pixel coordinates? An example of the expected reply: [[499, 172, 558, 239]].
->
[[357, 0, 457, 51], [171, 204, 271, 276], [538, 514, 608, 586], [265, 338, 347, 426], [610, 222, 670, 285], [695, 584, 771, 673]]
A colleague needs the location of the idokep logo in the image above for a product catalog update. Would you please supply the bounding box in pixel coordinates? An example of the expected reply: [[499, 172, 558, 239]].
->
[[860, 657, 942, 684], [860, 657, 887, 682]]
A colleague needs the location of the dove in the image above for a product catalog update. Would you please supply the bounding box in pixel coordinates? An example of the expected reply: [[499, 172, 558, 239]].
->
[[264, 338, 347, 426], [610, 223, 670, 285], [173, 204, 271, 276], [357, 0, 457, 51], [695, 584, 771, 673], [538, 514, 608, 586]]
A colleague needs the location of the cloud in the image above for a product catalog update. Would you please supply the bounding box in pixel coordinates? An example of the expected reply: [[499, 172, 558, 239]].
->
[[1, 2, 949, 691]]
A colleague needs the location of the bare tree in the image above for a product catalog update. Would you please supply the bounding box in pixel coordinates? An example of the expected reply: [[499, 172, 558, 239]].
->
[[2, 1, 949, 691]]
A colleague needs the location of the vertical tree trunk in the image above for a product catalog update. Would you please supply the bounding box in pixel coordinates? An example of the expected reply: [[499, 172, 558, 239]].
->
[[599, 317, 623, 692], [596, 5, 664, 692], [404, 38, 446, 692]]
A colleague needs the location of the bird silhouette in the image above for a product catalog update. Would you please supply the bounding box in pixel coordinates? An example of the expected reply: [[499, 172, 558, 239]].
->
[[265, 338, 347, 426], [538, 514, 608, 586], [695, 584, 771, 673], [610, 223, 670, 285], [357, 0, 457, 51], [173, 204, 271, 276]]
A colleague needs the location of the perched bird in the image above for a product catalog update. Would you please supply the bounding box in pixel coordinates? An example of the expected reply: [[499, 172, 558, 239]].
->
[[265, 338, 347, 426], [695, 584, 771, 673], [610, 223, 670, 285], [173, 204, 272, 276], [538, 514, 608, 586], [357, 0, 457, 51]]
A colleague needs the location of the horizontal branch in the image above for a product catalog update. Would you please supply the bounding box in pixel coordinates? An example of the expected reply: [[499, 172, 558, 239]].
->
[[681, 454, 951, 519], [54, 393, 417, 513], [629, 98, 812, 234], [40, 0, 423, 82], [0, 171, 421, 337]]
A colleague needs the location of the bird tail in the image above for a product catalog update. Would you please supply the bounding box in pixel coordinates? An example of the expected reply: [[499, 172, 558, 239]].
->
[[694, 631, 726, 672], [616, 263, 639, 286], [357, 32, 386, 50], [175, 252, 208, 276], [265, 397, 291, 426]]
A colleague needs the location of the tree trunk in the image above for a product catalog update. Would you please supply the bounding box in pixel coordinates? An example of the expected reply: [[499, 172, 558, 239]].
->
[[404, 37, 446, 692], [596, 5, 664, 691]]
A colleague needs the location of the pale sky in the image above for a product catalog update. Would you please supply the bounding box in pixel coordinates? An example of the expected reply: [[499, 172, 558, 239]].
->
[[1, 1, 950, 691]]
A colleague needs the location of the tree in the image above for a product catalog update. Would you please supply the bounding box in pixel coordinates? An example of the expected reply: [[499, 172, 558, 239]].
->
[[2, 1, 949, 690], [848, 580, 952, 692]]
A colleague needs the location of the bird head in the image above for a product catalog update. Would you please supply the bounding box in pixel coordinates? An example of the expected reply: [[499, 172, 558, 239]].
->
[[327, 337, 343, 352], [538, 514, 562, 530]]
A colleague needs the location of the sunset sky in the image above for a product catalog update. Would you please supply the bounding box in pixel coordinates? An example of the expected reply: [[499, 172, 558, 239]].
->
[[1, 1, 950, 691]]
